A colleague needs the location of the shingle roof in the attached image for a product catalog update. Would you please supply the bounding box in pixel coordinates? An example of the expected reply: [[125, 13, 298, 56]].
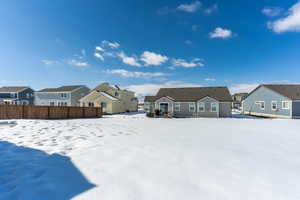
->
[[262, 84, 300, 100], [144, 96, 157, 102], [0, 86, 29, 93], [144, 87, 232, 102], [37, 85, 85, 92]]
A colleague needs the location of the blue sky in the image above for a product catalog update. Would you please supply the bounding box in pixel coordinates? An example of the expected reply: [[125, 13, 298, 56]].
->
[[1, 0, 300, 98]]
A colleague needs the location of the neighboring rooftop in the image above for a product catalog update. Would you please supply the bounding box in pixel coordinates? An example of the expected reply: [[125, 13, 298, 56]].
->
[[144, 96, 157, 102], [144, 87, 232, 102], [232, 93, 248, 96], [0, 86, 30, 93], [37, 85, 86, 92], [261, 84, 300, 100]]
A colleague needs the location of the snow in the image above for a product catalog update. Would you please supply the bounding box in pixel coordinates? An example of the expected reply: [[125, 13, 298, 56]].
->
[[100, 92, 119, 101], [1, 114, 300, 200]]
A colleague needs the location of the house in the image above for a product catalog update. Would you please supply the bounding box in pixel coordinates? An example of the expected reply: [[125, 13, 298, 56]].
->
[[242, 84, 300, 119], [0, 86, 34, 105], [144, 87, 232, 118], [35, 85, 90, 106], [232, 93, 248, 109], [79, 82, 138, 114]]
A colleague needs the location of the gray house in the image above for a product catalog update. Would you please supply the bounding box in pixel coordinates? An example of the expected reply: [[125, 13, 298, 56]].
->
[[232, 93, 248, 109], [144, 87, 232, 118], [242, 84, 300, 119], [0, 86, 34, 105], [35, 85, 90, 106]]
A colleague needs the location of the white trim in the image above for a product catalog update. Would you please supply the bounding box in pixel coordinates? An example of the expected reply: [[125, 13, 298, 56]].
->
[[166, 96, 175, 101], [189, 102, 196, 112], [198, 102, 205, 112], [271, 101, 278, 111], [211, 102, 218, 112], [197, 96, 219, 102]]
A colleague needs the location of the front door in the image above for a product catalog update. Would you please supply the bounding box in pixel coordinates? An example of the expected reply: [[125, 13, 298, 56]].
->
[[160, 103, 169, 114]]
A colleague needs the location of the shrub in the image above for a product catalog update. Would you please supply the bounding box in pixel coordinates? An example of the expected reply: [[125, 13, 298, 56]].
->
[[146, 113, 154, 118]]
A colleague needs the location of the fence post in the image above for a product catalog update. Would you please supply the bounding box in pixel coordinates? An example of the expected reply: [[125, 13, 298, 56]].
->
[[82, 107, 85, 118], [22, 105, 25, 119], [47, 106, 50, 119], [67, 106, 70, 119]]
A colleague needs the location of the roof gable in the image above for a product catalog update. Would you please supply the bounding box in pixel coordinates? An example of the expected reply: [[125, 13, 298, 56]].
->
[[246, 84, 300, 100]]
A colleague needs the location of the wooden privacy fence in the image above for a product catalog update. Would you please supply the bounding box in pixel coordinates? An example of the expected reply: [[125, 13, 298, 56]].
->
[[0, 105, 102, 120]]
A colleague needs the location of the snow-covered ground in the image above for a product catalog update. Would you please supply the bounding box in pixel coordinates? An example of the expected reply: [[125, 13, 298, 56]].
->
[[1, 114, 300, 200]]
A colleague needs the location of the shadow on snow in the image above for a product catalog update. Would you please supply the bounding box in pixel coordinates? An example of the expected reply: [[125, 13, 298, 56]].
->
[[0, 141, 95, 200]]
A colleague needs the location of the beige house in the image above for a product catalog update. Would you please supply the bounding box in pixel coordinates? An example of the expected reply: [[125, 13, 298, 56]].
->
[[79, 83, 138, 114]]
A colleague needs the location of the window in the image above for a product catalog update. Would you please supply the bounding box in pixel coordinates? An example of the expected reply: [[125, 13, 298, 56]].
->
[[100, 102, 107, 108], [211, 103, 217, 112], [256, 101, 265, 110], [282, 101, 290, 109], [174, 103, 180, 112], [198, 102, 205, 112], [50, 102, 55, 106], [88, 102, 94, 107], [61, 93, 67, 98], [26, 93, 30, 98], [260, 102, 265, 110], [189, 103, 195, 112], [271, 101, 277, 110], [59, 102, 67, 106]]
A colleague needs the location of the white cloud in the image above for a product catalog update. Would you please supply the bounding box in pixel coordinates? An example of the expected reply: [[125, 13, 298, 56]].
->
[[95, 46, 105, 52], [102, 40, 120, 49], [94, 52, 104, 61], [262, 6, 283, 17], [204, 4, 218, 15], [177, 1, 202, 13], [140, 51, 168, 66], [268, 2, 300, 33], [81, 49, 86, 57], [229, 83, 259, 94], [204, 78, 216, 81], [41, 60, 59, 65], [118, 52, 141, 67], [67, 59, 89, 67], [209, 27, 233, 39], [171, 58, 204, 68], [185, 40, 193, 45], [106, 69, 169, 78], [126, 81, 202, 101]]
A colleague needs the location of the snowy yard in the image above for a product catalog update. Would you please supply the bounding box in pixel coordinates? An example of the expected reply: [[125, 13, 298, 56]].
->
[[1, 114, 300, 200]]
